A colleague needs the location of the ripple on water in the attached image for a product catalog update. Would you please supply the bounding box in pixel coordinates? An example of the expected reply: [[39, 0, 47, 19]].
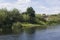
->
[[0, 25, 60, 40]]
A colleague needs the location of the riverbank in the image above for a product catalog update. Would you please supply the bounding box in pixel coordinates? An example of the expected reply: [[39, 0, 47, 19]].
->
[[0, 7, 60, 34]]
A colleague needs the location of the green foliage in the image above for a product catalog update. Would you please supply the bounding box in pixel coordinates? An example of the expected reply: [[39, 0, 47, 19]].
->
[[26, 7, 35, 23], [0, 8, 22, 34], [12, 22, 23, 33], [9, 8, 21, 22], [22, 14, 30, 22], [0, 9, 7, 23], [0, 7, 60, 34], [27, 7, 35, 17]]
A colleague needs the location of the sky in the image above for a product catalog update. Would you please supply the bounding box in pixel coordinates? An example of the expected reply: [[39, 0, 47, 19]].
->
[[0, 0, 60, 14]]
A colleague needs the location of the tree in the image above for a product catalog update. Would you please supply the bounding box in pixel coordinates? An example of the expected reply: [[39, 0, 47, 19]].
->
[[0, 9, 13, 33], [9, 8, 22, 22], [27, 7, 35, 23], [22, 12, 30, 22]]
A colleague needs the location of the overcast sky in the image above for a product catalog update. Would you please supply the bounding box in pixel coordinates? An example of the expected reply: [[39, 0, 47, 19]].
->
[[0, 0, 60, 14]]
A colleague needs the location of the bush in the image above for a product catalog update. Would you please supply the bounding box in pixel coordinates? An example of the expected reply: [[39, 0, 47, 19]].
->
[[12, 22, 23, 33]]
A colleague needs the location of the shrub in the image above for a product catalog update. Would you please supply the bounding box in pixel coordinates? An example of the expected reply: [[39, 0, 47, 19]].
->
[[12, 22, 23, 33]]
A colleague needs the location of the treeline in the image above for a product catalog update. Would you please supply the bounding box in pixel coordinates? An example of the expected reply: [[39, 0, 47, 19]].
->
[[47, 14, 60, 25], [0, 7, 46, 34], [0, 7, 60, 34]]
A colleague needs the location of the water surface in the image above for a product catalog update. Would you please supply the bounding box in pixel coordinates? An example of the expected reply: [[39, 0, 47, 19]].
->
[[0, 25, 60, 40]]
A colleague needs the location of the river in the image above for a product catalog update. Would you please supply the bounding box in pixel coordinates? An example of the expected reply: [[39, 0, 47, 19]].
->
[[0, 25, 60, 40]]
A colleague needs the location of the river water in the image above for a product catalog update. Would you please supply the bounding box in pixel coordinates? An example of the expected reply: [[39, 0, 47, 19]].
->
[[0, 25, 60, 40]]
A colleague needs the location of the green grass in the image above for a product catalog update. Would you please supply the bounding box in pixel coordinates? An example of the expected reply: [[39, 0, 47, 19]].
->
[[22, 23, 41, 28], [21, 23, 47, 29]]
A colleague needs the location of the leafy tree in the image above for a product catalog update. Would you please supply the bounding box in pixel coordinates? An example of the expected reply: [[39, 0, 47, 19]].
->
[[22, 12, 30, 22], [27, 7, 35, 23]]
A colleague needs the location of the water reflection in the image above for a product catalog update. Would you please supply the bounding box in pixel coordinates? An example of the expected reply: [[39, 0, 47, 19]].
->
[[26, 33, 35, 40], [19, 31, 35, 40], [0, 35, 19, 40], [24, 27, 36, 34], [25, 27, 36, 40], [18, 27, 36, 40], [0, 25, 60, 40]]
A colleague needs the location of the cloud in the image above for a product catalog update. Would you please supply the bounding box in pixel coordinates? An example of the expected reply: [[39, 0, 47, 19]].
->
[[30, 0, 60, 14], [0, 0, 60, 14], [0, 0, 31, 12], [45, 0, 60, 5], [17, 0, 31, 4]]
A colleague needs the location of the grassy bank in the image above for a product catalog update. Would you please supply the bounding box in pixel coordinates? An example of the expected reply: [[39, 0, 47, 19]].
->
[[0, 7, 60, 34]]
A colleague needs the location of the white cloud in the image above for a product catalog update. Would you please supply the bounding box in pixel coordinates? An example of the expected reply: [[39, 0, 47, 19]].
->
[[17, 0, 31, 4], [0, 0, 31, 12], [32, 0, 60, 14], [0, 0, 60, 14]]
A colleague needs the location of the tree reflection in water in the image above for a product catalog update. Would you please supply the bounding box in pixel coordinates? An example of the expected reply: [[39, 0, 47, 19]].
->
[[24, 27, 36, 40]]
